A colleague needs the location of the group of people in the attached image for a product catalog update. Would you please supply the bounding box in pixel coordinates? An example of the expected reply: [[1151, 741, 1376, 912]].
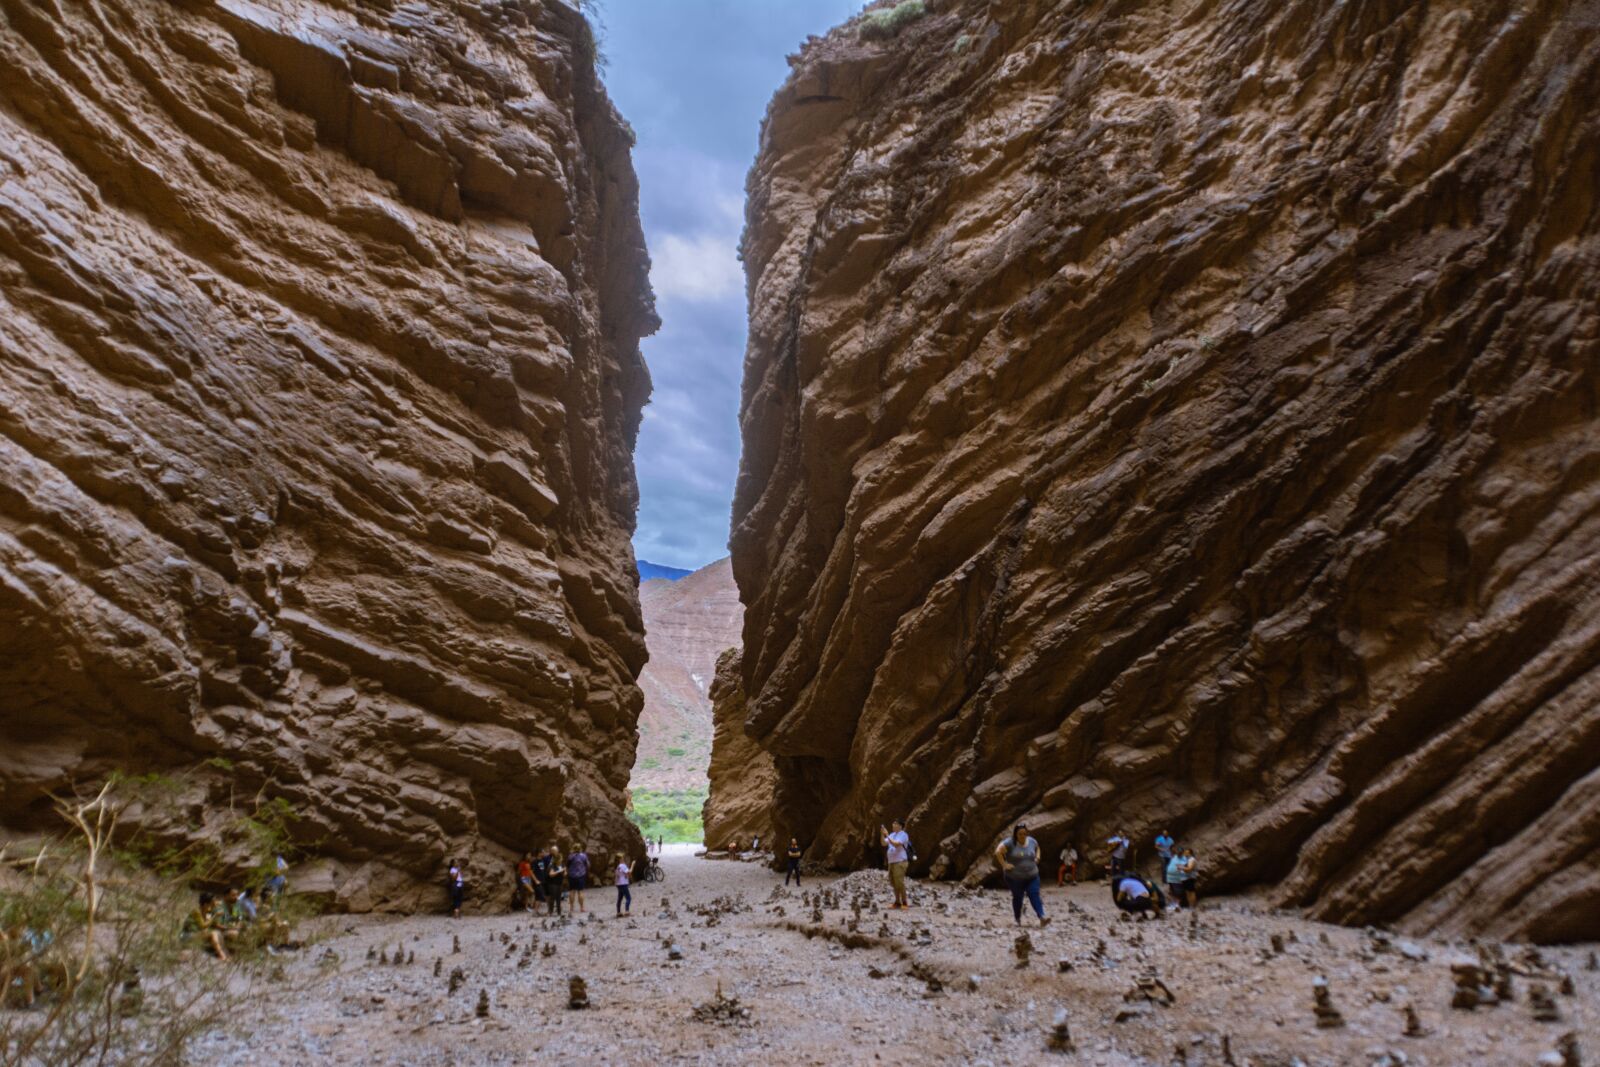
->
[[1102, 828, 1201, 918], [860, 821, 1201, 927], [453, 843, 650, 920], [181, 885, 292, 960]]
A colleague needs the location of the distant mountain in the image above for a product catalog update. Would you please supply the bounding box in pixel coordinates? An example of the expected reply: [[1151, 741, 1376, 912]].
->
[[630, 557, 742, 793], [636, 559, 693, 582]]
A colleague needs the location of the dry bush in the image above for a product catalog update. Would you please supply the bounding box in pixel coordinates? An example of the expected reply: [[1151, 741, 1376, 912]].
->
[[1, 777, 304, 1066]]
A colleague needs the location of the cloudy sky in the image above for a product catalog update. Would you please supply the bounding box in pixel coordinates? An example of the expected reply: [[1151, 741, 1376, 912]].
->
[[599, 0, 862, 571]]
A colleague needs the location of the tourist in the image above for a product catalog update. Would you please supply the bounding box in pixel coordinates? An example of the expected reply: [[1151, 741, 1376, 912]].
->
[[1111, 873, 1165, 919], [516, 852, 536, 912], [1172, 846, 1199, 909], [880, 819, 912, 909], [567, 844, 591, 914], [752, 833, 762, 852], [1154, 829, 1174, 869], [545, 846, 566, 916], [531, 847, 552, 907], [182, 892, 228, 959], [614, 854, 633, 916], [264, 854, 288, 901], [785, 838, 803, 886], [1106, 830, 1130, 879], [994, 823, 1051, 928], [447, 858, 466, 918], [224, 887, 256, 924], [1057, 843, 1078, 886]]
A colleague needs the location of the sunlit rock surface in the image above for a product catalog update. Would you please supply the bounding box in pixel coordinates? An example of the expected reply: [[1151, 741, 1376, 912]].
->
[[0, 0, 654, 908], [727, 0, 1599, 941]]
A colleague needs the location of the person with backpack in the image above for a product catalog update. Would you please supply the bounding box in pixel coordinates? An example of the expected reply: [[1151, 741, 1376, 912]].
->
[[567, 843, 591, 915]]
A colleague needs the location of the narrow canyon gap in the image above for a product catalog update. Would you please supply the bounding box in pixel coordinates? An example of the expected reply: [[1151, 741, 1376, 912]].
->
[[717, 0, 1600, 944], [0, 0, 654, 908]]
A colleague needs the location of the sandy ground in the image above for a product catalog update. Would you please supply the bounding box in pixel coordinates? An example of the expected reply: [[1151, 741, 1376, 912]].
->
[[194, 849, 1596, 1066]]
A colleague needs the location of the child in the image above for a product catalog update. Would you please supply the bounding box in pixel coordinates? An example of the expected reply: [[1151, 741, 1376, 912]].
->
[[614, 853, 633, 916]]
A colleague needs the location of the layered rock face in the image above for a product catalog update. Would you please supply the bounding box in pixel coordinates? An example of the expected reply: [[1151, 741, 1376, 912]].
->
[[0, 0, 654, 907], [731, 0, 1600, 941], [631, 556, 742, 791], [702, 648, 775, 850]]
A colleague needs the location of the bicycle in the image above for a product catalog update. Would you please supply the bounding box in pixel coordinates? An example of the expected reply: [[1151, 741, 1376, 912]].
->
[[637, 858, 666, 885]]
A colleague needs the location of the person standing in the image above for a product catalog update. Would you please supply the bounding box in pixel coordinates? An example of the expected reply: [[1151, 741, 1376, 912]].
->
[[1154, 829, 1175, 872], [785, 838, 804, 886], [1106, 831, 1130, 879], [880, 820, 912, 909], [614, 854, 633, 916], [265, 854, 289, 901], [567, 844, 591, 914], [545, 846, 566, 916], [1171, 846, 1199, 909], [995, 824, 1051, 927], [515, 852, 536, 912], [446, 858, 466, 918]]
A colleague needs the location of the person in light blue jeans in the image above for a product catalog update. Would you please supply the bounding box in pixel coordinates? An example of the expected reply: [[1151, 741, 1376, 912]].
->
[[994, 823, 1051, 928]]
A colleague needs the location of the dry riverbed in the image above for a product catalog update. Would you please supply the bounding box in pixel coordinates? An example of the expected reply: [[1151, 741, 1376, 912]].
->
[[195, 848, 1596, 1065]]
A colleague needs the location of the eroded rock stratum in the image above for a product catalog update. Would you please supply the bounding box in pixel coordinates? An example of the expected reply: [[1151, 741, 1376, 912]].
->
[[729, 0, 1600, 941], [0, 0, 654, 908]]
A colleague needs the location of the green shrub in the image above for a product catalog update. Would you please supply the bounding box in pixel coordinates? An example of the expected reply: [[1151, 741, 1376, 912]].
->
[[626, 788, 707, 844], [859, 0, 926, 41]]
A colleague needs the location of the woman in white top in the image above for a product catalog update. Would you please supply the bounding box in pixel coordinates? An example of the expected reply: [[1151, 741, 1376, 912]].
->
[[614, 854, 634, 916]]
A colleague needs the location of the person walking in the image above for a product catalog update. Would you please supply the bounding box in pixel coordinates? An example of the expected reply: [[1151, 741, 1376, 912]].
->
[[446, 858, 466, 918], [785, 838, 803, 886], [567, 844, 591, 914], [614, 854, 633, 916], [995, 823, 1051, 928], [880, 819, 912, 909], [1057, 844, 1079, 887]]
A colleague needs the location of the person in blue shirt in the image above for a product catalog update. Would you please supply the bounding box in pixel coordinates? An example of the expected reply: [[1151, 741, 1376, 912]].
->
[[1167, 847, 1198, 909], [1154, 830, 1175, 868]]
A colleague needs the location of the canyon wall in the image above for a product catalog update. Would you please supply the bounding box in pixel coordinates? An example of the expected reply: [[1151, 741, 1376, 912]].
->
[[702, 648, 776, 851], [0, 0, 654, 908], [730, 0, 1600, 941]]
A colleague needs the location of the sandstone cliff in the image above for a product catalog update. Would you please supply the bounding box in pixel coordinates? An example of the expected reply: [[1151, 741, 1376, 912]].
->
[[0, 0, 654, 908], [729, 0, 1600, 941], [701, 648, 775, 851], [631, 556, 742, 792]]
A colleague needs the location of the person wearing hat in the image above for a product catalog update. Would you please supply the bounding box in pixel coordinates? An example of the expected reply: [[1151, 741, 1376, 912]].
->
[[994, 822, 1051, 927]]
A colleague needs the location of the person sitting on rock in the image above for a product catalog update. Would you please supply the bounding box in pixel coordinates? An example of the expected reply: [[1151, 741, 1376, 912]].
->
[[264, 854, 288, 902], [1111, 873, 1165, 919], [181, 892, 229, 959], [1058, 844, 1078, 886]]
